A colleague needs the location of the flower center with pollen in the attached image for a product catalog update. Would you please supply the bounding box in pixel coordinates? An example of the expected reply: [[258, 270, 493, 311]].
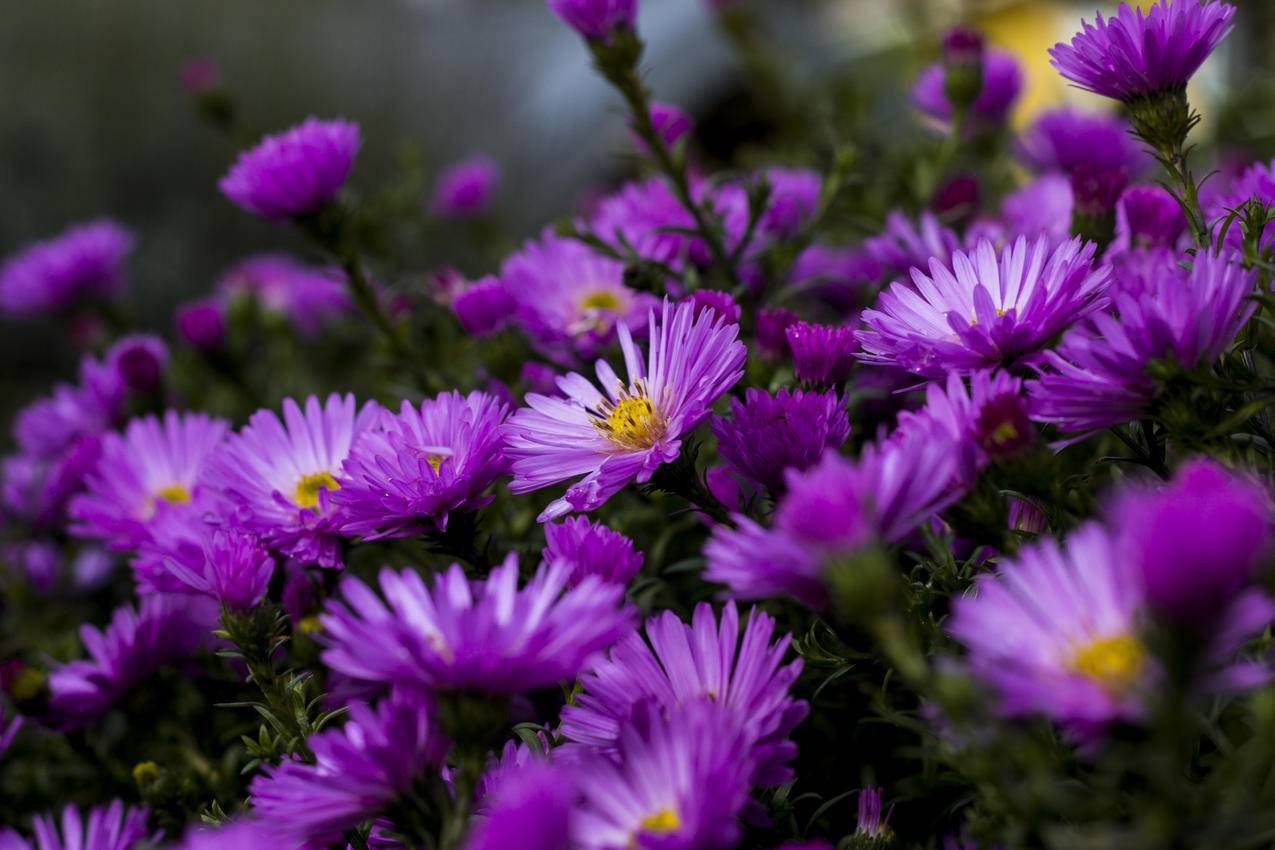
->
[[594, 390, 664, 450], [156, 484, 191, 504], [294, 471, 340, 509], [639, 808, 680, 835], [580, 290, 623, 312], [1069, 634, 1144, 693]]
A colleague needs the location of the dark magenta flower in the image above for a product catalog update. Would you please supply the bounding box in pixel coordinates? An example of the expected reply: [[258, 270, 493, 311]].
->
[[912, 48, 1022, 129], [158, 526, 276, 611], [0, 801, 152, 850], [105, 334, 168, 395], [219, 117, 360, 220], [786, 321, 856, 386], [451, 275, 516, 337], [1016, 107, 1149, 177], [543, 516, 644, 587], [1205, 157, 1275, 252], [218, 253, 352, 335], [760, 168, 822, 238], [431, 155, 501, 218], [755, 306, 799, 358], [634, 101, 693, 152], [547, 0, 636, 40], [175, 297, 226, 349], [0, 219, 134, 316], [711, 388, 850, 493], [682, 288, 741, 325], [1113, 185, 1189, 253], [467, 759, 573, 850]]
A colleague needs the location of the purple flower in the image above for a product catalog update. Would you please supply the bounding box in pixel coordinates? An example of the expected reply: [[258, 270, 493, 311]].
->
[[543, 516, 644, 586], [175, 297, 226, 349], [505, 299, 745, 521], [321, 555, 634, 693], [158, 526, 276, 611], [501, 232, 657, 362], [0, 801, 151, 850], [431, 155, 501, 218], [859, 236, 1110, 378], [912, 49, 1022, 128], [249, 687, 449, 843], [2, 541, 60, 594], [1016, 107, 1149, 177], [864, 211, 963, 280], [634, 102, 693, 152], [547, 0, 636, 40], [451, 275, 516, 337], [69, 411, 228, 551], [571, 702, 752, 850], [204, 394, 380, 568], [335, 390, 509, 538], [169, 819, 284, 850], [219, 117, 360, 220], [0, 219, 135, 316], [855, 787, 893, 841], [179, 57, 221, 95], [1049, 1, 1235, 102], [999, 174, 1073, 243], [2, 438, 103, 531], [786, 322, 857, 386], [711, 388, 850, 493], [48, 594, 212, 729], [1113, 185, 1189, 253], [1205, 157, 1275, 251], [106, 334, 168, 396], [560, 600, 806, 788], [788, 245, 879, 309], [755, 307, 799, 358], [682, 289, 741, 325], [467, 760, 573, 850], [218, 253, 352, 335], [1111, 458, 1272, 627], [14, 357, 121, 462], [1030, 250, 1255, 438], [760, 168, 821, 238]]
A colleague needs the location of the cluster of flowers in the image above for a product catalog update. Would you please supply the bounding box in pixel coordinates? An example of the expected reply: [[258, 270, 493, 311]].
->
[[2, 1, 1275, 849]]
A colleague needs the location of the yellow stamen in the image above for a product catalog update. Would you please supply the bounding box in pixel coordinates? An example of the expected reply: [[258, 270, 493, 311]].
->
[[426, 455, 445, 473], [593, 389, 664, 450], [639, 809, 681, 834], [132, 761, 161, 787], [294, 471, 340, 509], [1069, 634, 1144, 693], [580, 290, 623, 312], [989, 421, 1019, 447], [156, 483, 191, 504], [298, 615, 324, 635]]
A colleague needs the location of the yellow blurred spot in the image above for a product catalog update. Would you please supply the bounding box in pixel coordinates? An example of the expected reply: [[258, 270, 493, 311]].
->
[[156, 484, 191, 504], [132, 761, 161, 787], [640, 809, 681, 834], [9, 667, 45, 701], [1069, 634, 1145, 693]]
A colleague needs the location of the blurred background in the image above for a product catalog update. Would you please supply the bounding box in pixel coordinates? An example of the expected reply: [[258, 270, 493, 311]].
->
[[3, 0, 1274, 419]]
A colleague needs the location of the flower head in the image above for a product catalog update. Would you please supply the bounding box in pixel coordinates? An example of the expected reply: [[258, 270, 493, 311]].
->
[[1049, 0, 1235, 102], [0, 801, 151, 850], [543, 516, 644, 586], [467, 759, 574, 850], [158, 526, 276, 611], [999, 174, 1074, 243], [760, 168, 822, 238], [321, 555, 634, 694], [505, 299, 745, 521], [451, 275, 516, 337], [786, 322, 857, 386], [859, 236, 1110, 378], [864, 211, 963, 280], [175, 297, 227, 350], [431, 154, 500, 218], [204, 394, 379, 568], [711, 388, 850, 493], [336, 390, 509, 538], [1030, 250, 1255, 437], [1205, 157, 1275, 252], [218, 253, 352, 335], [547, 0, 636, 40], [219, 117, 360, 220], [1016, 107, 1149, 178], [912, 49, 1022, 128], [106, 335, 168, 395], [249, 687, 449, 842], [755, 307, 799, 358], [0, 219, 134, 316], [855, 787, 893, 842], [1113, 185, 1189, 253], [560, 600, 806, 787]]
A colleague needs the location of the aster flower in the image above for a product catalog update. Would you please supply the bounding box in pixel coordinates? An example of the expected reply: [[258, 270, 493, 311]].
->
[[786, 322, 857, 386], [48, 594, 211, 729], [711, 388, 850, 493], [560, 600, 806, 787], [335, 390, 509, 538], [1113, 185, 1189, 254], [755, 307, 799, 358], [542, 516, 644, 586], [864, 210, 963, 280], [321, 554, 634, 693], [431, 154, 500, 218], [912, 49, 1022, 129], [106, 334, 168, 395], [682, 289, 740, 325], [858, 236, 1110, 378], [0, 219, 135, 316], [634, 102, 693, 152], [1016, 107, 1149, 178], [175, 297, 226, 349], [1029, 250, 1255, 437], [999, 174, 1073, 243], [504, 299, 745, 521], [0, 801, 151, 850], [205, 393, 379, 568], [2, 541, 60, 594], [1049, 1, 1235, 103], [218, 253, 352, 335], [451, 275, 516, 337], [69, 411, 228, 550], [571, 702, 751, 850], [249, 687, 449, 843], [468, 759, 573, 850], [169, 819, 288, 850], [1, 438, 103, 531], [219, 117, 361, 220], [14, 354, 124, 462], [1205, 156, 1275, 251], [760, 168, 821, 238], [501, 232, 657, 362], [547, 0, 636, 40], [855, 788, 893, 843], [158, 526, 276, 611]]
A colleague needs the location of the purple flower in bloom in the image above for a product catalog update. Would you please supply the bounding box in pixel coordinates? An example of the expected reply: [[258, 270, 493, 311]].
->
[[0, 801, 151, 850], [321, 554, 634, 693], [855, 787, 893, 841], [106, 334, 168, 395], [786, 322, 857, 386], [205, 394, 380, 568], [467, 760, 573, 850], [169, 819, 286, 850], [14, 356, 122, 462], [159, 526, 276, 611], [249, 687, 449, 843], [634, 102, 693, 152], [547, 0, 636, 40], [501, 232, 657, 362], [682, 289, 741, 325], [560, 600, 806, 788], [864, 211, 963, 280], [788, 245, 879, 310], [335, 390, 509, 538], [175, 297, 226, 350], [1111, 458, 1272, 627], [1049, 0, 1235, 102], [218, 253, 352, 335], [431, 155, 501, 218], [219, 117, 360, 220], [48, 594, 211, 729], [571, 702, 752, 850], [451, 275, 516, 337], [760, 168, 821, 238], [1030, 250, 1255, 438], [999, 174, 1073, 243], [755, 307, 799, 358], [711, 388, 850, 493], [2, 438, 102, 531], [912, 49, 1022, 128], [505, 299, 745, 521], [543, 516, 644, 586], [1205, 157, 1275, 251], [1016, 107, 1149, 177], [0, 219, 135, 316], [1113, 185, 1189, 253], [69, 411, 228, 551], [859, 236, 1109, 378]]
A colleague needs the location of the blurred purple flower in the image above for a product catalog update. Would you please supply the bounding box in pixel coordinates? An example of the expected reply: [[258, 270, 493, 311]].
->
[[219, 117, 360, 220], [0, 220, 134, 316]]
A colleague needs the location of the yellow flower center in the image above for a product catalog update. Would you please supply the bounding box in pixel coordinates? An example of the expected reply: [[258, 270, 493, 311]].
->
[[639, 809, 681, 835], [594, 390, 664, 450], [156, 484, 191, 504], [580, 290, 623, 312], [297, 615, 324, 635], [989, 421, 1019, 447], [426, 454, 445, 473], [1069, 634, 1144, 693], [294, 471, 340, 509]]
